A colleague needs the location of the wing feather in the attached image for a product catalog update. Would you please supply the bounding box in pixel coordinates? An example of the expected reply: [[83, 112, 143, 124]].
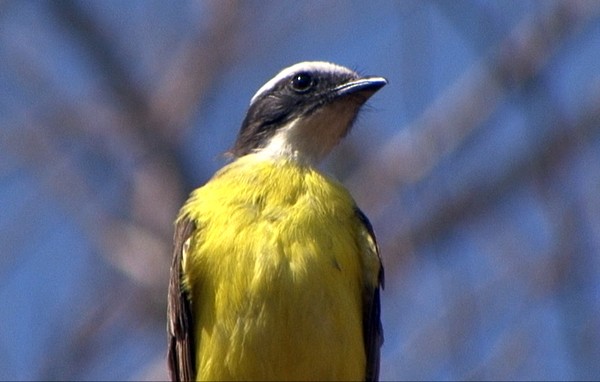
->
[[167, 217, 196, 382], [356, 208, 384, 382]]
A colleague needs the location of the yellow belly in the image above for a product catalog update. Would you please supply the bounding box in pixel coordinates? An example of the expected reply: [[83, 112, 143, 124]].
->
[[179, 155, 367, 381]]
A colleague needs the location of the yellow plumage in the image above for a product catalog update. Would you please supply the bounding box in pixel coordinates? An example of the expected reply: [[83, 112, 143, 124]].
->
[[176, 154, 380, 381]]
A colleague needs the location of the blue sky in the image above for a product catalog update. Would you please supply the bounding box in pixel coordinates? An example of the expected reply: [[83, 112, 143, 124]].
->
[[1, 1, 600, 380]]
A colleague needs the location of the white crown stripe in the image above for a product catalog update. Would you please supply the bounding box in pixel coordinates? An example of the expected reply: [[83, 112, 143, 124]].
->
[[249, 61, 357, 105]]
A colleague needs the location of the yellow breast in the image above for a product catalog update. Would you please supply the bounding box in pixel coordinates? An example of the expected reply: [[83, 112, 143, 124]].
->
[[179, 154, 372, 381]]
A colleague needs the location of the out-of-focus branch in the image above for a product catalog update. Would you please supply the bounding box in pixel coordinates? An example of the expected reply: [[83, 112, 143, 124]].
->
[[44, 1, 246, 293], [47, 1, 191, 245], [149, 1, 242, 138], [47, 2, 245, 239], [4, 120, 173, 376], [49, 0, 243, 144], [349, 1, 600, 215], [37, 278, 146, 380], [387, 81, 600, 257], [0, 22, 174, 293], [49, 1, 149, 120]]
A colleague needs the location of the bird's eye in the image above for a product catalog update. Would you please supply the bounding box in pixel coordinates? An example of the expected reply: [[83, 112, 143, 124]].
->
[[290, 72, 314, 92]]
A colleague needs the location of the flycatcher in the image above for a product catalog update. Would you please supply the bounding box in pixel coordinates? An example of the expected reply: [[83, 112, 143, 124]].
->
[[167, 61, 386, 381]]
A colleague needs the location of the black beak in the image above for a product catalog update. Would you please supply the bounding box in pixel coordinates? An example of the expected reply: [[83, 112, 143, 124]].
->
[[333, 76, 388, 98]]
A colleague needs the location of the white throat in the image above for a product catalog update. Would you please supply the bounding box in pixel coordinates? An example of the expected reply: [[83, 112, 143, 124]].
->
[[254, 100, 358, 166]]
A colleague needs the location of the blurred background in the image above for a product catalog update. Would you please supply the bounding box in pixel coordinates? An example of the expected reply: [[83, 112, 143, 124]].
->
[[1, 0, 600, 380]]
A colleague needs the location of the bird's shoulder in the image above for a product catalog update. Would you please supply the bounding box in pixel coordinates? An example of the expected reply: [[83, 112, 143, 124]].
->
[[181, 155, 354, 217]]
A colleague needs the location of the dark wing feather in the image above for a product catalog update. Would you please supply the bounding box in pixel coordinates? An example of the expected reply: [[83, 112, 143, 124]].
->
[[356, 208, 384, 382], [167, 217, 196, 382]]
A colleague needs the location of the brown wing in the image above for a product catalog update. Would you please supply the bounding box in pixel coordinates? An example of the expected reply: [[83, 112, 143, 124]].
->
[[356, 208, 384, 382], [167, 217, 196, 382]]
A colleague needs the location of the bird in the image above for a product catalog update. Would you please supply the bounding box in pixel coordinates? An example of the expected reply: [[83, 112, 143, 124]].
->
[[167, 61, 386, 381]]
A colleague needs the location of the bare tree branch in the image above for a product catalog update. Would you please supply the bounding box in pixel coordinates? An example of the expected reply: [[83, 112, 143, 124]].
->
[[387, 81, 600, 257], [349, 1, 600, 215]]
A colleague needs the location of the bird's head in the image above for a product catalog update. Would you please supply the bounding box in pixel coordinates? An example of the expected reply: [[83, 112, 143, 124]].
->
[[230, 61, 387, 165]]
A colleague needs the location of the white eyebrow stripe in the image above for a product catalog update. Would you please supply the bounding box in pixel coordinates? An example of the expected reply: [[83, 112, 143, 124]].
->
[[249, 61, 357, 105]]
